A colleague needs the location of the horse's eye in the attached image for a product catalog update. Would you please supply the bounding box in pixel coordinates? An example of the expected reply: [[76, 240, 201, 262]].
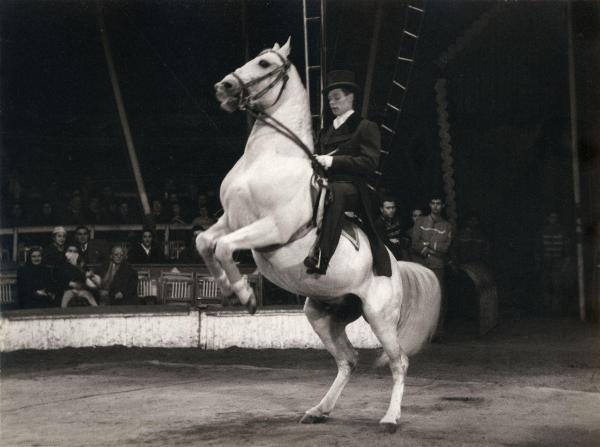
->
[[258, 60, 271, 68]]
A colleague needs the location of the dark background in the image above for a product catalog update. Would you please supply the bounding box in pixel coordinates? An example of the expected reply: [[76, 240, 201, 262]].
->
[[1, 0, 598, 313]]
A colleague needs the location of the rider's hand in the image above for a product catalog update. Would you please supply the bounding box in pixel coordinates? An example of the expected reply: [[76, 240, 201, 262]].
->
[[315, 155, 333, 170]]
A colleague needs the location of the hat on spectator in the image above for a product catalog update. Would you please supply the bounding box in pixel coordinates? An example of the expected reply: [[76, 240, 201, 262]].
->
[[52, 226, 67, 235]]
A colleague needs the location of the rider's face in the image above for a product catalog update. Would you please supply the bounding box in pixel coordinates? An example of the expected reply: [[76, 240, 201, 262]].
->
[[328, 89, 354, 117]]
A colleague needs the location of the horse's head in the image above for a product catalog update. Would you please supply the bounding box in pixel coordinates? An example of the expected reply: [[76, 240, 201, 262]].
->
[[215, 38, 292, 112]]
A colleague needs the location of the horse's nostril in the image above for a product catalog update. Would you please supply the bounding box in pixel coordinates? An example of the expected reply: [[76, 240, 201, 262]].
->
[[222, 81, 233, 90]]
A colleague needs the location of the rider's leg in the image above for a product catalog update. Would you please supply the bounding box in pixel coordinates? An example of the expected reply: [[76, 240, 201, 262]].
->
[[305, 182, 359, 273]]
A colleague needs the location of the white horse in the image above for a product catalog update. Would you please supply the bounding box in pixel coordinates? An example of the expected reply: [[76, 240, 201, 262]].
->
[[198, 38, 441, 432]]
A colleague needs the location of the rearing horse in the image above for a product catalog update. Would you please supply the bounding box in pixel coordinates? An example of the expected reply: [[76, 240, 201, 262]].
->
[[198, 38, 441, 432]]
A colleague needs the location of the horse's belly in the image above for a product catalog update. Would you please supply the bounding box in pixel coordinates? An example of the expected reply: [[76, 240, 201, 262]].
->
[[253, 229, 373, 298]]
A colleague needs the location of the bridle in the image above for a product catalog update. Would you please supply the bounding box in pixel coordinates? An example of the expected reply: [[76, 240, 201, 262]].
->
[[227, 49, 325, 178], [229, 49, 291, 112]]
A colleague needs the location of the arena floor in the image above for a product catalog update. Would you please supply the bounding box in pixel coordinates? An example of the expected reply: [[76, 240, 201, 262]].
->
[[2, 318, 600, 447]]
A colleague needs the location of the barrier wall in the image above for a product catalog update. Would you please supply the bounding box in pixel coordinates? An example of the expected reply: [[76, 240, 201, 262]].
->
[[0, 307, 380, 352]]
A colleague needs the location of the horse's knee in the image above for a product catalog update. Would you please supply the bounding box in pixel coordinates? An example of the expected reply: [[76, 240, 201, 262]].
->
[[214, 240, 233, 264], [195, 232, 216, 257]]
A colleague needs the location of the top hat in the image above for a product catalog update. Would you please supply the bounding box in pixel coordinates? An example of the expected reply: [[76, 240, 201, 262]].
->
[[323, 70, 359, 95]]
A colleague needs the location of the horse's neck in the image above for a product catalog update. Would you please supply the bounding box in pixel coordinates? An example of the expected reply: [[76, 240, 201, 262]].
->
[[248, 71, 313, 154]]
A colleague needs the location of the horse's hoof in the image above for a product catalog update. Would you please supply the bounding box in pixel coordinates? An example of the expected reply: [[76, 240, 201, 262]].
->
[[246, 294, 257, 315], [300, 413, 327, 424], [380, 422, 398, 434]]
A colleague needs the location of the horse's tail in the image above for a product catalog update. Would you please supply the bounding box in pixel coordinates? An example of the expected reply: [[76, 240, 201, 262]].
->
[[375, 261, 441, 367]]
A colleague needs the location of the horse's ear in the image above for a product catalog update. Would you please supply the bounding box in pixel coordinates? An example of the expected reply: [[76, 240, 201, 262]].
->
[[279, 36, 291, 57], [272, 42, 281, 50]]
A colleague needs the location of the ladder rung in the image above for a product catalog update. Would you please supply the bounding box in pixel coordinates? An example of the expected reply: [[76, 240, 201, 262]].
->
[[311, 114, 320, 118], [408, 4, 424, 13], [403, 30, 418, 39], [380, 150, 390, 155], [374, 171, 383, 176], [386, 103, 400, 112], [397, 56, 414, 62], [306, 17, 321, 21], [308, 65, 321, 70], [392, 80, 406, 90], [381, 124, 395, 134]]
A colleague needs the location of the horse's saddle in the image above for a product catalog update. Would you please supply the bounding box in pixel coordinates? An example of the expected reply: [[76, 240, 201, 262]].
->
[[341, 212, 361, 251]]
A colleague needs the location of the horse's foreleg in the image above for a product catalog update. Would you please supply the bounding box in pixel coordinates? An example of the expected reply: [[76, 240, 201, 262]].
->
[[362, 300, 408, 433], [213, 216, 285, 314], [300, 297, 358, 424], [196, 216, 234, 296]]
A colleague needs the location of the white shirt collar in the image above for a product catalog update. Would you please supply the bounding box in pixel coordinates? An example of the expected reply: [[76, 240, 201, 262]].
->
[[141, 244, 151, 255], [333, 109, 355, 129]]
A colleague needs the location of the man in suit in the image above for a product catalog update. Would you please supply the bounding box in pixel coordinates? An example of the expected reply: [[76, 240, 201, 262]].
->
[[97, 245, 138, 305], [303, 70, 390, 277], [74, 226, 108, 265]]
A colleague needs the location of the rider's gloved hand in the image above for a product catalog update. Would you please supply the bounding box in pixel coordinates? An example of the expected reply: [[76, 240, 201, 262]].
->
[[315, 155, 333, 170]]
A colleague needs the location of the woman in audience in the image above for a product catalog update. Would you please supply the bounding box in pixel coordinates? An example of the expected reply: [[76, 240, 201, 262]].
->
[[128, 229, 166, 264], [17, 246, 57, 309]]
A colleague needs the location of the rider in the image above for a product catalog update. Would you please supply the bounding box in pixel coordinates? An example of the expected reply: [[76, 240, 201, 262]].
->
[[303, 70, 391, 277]]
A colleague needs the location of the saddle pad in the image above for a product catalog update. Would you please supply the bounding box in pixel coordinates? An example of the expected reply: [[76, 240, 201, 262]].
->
[[341, 219, 360, 251]]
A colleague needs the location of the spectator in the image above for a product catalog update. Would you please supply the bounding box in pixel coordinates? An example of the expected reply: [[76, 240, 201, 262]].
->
[[43, 226, 68, 272], [63, 191, 86, 225], [59, 244, 99, 307], [411, 194, 453, 339], [190, 204, 215, 230], [180, 225, 204, 263], [400, 208, 424, 261], [96, 245, 138, 305], [80, 175, 96, 205], [37, 201, 60, 226], [150, 198, 169, 223], [170, 202, 187, 224], [535, 211, 572, 315], [100, 185, 117, 221], [17, 246, 57, 309], [116, 201, 137, 225], [374, 196, 403, 260], [44, 180, 61, 209], [128, 229, 166, 264], [85, 197, 103, 224], [74, 225, 108, 265]]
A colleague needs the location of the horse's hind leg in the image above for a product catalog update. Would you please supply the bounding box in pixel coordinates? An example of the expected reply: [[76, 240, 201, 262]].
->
[[196, 215, 234, 297], [300, 297, 359, 424], [362, 299, 408, 432]]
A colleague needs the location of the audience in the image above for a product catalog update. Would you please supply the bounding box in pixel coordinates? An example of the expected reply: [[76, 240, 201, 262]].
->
[[411, 194, 453, 340], [96, 245, 138, 305], [180, 225, 204, 263], [374, 196, 403, 260], [75, 225, 108, 265], [43, 226, 68, 273], [59, 243, 99, 307], [128, 229, 166, 264], [17, 246, 57, 309], [170, 202, 187, 224], [37, 201, 60, 226]]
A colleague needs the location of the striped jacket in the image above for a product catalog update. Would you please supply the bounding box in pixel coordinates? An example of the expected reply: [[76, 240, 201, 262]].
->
[[411, 215, 453, 269]]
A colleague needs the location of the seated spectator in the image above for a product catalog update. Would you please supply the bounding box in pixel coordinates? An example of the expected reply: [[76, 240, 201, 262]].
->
[[62, 191, 87, 225], [116, 201, 137, 224], [374, 196, 403, 260], [74, 225, 108, 265], [96, 245, 138, 305], [37, 201, 60, 226], [150, 198, 169, 223], [100, 185, 118, 221], [80, 175, 97, 205], [401, 207, 424, 260], [17, 246, 57, 309], [43, 226, 68, 274], [59, 244, 99, 307], [191, 205, 215, 231], [85, 197, 103, 224], [170, 202, 187, 224], [128, 229, 166, 264], [180, 225, 204, 263], [454, 214, 490, 265]]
